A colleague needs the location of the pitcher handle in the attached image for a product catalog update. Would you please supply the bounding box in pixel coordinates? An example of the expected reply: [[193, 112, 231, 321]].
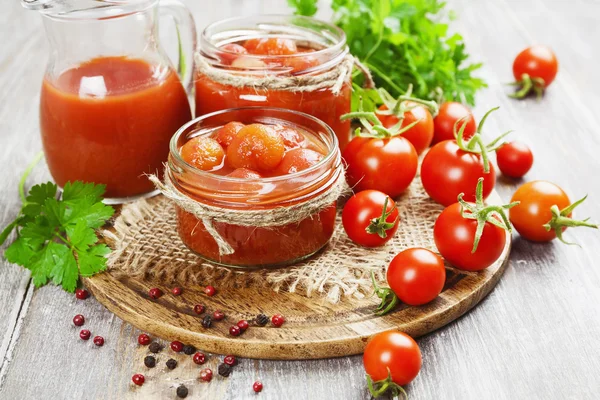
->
[[159, 0, 197, 94]]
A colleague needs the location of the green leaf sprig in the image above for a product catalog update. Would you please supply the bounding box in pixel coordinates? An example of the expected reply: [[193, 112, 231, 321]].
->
[[290, 0, 487, 106], [1, 157, 114, 292]]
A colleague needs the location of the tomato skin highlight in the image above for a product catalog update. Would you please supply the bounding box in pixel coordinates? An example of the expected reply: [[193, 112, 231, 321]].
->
[[377, 103, 434, 155], [421, 140, 496, 206], [342, 136, 418, 198], [434, 203, 506, 271], [513, 45, 558, 87], [433, 102, 477, 145], [387, 248, 446, 306], [363, 331, 422, 386], [496, 141, 533, 179], [342, 190, 399, 247], [510, 181, 571, 242]]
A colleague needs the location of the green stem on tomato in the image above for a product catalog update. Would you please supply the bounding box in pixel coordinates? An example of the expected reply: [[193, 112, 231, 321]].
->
[[542, 195, 599, 245]]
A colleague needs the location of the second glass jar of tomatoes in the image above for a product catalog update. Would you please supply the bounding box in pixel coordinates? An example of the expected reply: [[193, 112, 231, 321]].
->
[[166, 107, 344, 268], [195, 15, 352, 150]]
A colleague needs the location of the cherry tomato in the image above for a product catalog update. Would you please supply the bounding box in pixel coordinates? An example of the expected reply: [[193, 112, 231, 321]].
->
[[433, 102, 477, 145], [284, 54, 319, 73], [496, 141, 533, 178], [275, 148, 323, 175], [215, 121, 245, 148], [272, 125, 306, 150], [245, 38, 297, 55], [376, 102, 434, 155], [513, 45, 558, 87], [219, 43, 248, 65], [386, 248, 446, 306], [231, 56, 266, 70], [421, 140, 496, 206], [363, 331, 421, 386], [227, 168, 262, 179], [342, 136, 418, 198], [434, 202, 506, 271], [226, 124, 285, 172], [180, 137, 225, 171], [509, 181, 570, 242], [342, 190, 399, 247]]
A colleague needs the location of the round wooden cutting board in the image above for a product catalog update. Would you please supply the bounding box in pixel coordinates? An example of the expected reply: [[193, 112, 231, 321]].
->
[[84, 192, 510, 361]]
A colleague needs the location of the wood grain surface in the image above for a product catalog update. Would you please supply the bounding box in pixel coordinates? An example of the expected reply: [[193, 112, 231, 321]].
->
[[82, 192, 509, 360], [1, 0, 600, 399]]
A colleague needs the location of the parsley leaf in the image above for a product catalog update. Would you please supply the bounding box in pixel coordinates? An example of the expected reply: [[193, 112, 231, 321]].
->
[[2, 156, 114, 292], [291, 0, 486, 106]]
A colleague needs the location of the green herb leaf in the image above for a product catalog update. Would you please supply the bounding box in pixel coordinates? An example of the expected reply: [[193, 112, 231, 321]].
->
[[287, 0, 318, 16], [290, 0, 487, 106], [2, 169, 113, 292]]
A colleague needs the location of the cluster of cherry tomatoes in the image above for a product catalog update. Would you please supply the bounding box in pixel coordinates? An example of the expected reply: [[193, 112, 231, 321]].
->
[[179, 121, 327, 178], [339, 47, 596, 393], [217, 37, 319, 73]]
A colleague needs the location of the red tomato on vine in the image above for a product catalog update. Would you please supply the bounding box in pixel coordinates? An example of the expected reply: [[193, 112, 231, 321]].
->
[[421, 107, 509, 206], [342, 190, 399, 247], [510, 45, 558, 99], [363, 331, 421, 398], [510, 181, 597, 243], [434, 178, 516, 271], [433, 102, 477, 145]]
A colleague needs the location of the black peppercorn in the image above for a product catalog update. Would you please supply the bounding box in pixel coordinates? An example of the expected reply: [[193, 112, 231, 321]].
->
[[218, 363, 232, 377], [143, 355, 156, 368], [182, 344, 196, 355], [255, 314, 269, 326], [148, 342, 162, 353], [202, 315, 213, 328], [176, 385, 189, 398], [166, 358, 178, 370]]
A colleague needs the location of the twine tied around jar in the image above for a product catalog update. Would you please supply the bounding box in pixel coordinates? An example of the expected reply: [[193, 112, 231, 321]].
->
[[149, 171, 349, 256], [195, 53, 374, 96]]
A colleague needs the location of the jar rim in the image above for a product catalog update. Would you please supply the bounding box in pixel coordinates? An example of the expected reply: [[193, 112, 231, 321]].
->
[[169, 106, 340, 184], [199, 14, 347, 75], [24, 0, 156, 21]]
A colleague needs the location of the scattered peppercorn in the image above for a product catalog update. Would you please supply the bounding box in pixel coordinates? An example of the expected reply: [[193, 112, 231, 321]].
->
[[73, 314, 85, 327], [213, 310, 225, 321], [176, 385, 189, 398], [229, 326, 241, 337], [170, 341, 183, 352], [193, 304, 205, 315], [132, 374, 145, 386], [148, 287, 162, 299], [204, 285, 216, 296], [253, 381, 263, 393], [200, 368, 213, 382], [193, 352, 206, 365], [93, 336, 105, 346], [218, 363, 232, 377], [166, 358, 178, 370], [149, 342, 162, 353], [183, 344, 196, 355], [75, 288, 89, 300], [271, 314, 285, 327], [144, 355, 156, 368], [254, 314, 269, 326], [202, 315, 213, 328], [172, 287, 182, 296], [138, 333, 151, 346], [79, 329, 91, 341], [237, 320, 249, 332], [223, 355, 237, 366]]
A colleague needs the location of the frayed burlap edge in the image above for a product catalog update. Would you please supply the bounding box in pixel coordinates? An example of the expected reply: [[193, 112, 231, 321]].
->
[[102, 178, 464, 304]]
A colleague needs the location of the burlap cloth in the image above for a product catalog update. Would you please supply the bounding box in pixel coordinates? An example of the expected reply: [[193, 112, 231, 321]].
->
[[102, 179, 448, 304]]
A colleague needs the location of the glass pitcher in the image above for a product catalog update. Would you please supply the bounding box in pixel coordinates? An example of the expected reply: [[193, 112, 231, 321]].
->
[[22, 0, 197, 203]]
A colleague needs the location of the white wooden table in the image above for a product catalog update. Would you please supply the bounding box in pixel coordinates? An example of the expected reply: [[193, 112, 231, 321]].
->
[[1, 0, 600, 398]]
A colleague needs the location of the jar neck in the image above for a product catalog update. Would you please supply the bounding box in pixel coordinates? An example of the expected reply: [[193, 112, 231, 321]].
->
[[41, 4, 161, 73], [199, 15, 348, 76]]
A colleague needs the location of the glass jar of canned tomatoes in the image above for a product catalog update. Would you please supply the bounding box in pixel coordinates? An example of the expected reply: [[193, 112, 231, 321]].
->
[[195, 15, 353, 150], [164, 107, 344, 268]]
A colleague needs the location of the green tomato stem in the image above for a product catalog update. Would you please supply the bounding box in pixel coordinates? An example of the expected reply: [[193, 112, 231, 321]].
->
[[542, 195, 599, 245]]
